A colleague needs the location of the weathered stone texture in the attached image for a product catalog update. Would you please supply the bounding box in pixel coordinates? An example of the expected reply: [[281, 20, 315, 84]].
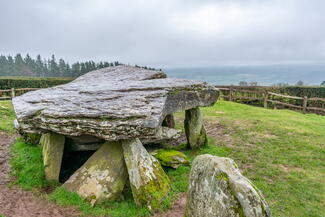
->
[[40, 133, 65, 181], [184, 107, 207, 148], [12, 66, 218, 141], [185, 154, 271, 217], [63, 141, 128, 204], [152, 149, 189, 169], [122, 138, 171, 211]]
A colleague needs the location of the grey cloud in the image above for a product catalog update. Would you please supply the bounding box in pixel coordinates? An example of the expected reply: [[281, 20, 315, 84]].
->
[[0, 0, 324, 67]]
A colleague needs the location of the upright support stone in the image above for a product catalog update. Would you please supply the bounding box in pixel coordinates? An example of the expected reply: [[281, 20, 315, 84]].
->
[[63, 141, 128, 205], [162, 114, 175, 128], [40, 133, 65, 181], [122, 138, 171, 211], [184, 107, 207, 149]]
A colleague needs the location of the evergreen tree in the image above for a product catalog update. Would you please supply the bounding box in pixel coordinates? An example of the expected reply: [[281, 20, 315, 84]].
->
[[0, 53, 125, 78]]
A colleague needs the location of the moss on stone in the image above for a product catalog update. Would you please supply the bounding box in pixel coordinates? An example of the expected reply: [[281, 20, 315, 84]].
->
[[131, 160, 171, 211], [216, 172, 229, 182], [152, 149, 189, 169], [23, 133, 41, 145]]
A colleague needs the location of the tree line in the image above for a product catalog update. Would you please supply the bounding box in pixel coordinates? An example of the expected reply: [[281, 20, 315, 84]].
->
[[0, 54, 122, 78]]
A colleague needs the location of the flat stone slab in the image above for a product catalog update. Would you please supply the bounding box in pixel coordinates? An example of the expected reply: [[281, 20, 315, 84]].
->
[[64, 141, 128, 204], [13, 66, 218, 141]]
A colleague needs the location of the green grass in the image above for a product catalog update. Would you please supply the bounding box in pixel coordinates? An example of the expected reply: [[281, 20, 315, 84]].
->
[[194, 101, 325, 217], [4, 100, 325, 216], [48, 187, 149, 217], [9, 137, 49, 190], [0, 100, 15, 133]]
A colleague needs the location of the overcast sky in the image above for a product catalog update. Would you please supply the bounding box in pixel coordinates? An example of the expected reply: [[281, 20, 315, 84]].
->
[[1, 0, 325, 67]]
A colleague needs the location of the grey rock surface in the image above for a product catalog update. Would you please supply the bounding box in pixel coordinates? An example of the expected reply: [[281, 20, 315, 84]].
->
[[122, 138, 171, 210], [40, 133, 65, 181], [184, 107, 207, 148], [63, 141, 128, 205], [12, 65, 218, 141], [185, 154, 271, 217]]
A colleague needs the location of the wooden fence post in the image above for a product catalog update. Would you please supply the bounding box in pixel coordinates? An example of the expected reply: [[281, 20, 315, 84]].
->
[[11, 88, 15, 98], [229, 87, 233, 101], [303, 96, 308, 114], [264, 91, 268, 109]]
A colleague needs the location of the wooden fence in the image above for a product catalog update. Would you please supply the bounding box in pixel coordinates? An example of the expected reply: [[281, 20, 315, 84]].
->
[[0, 88, 40, 100], [217, 86, 325, 115]]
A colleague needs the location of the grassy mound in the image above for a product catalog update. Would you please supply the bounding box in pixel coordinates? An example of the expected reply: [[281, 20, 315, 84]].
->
[[1, 100, 324, 217]]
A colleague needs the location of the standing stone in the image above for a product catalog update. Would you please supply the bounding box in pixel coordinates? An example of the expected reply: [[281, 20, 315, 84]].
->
[[63, 141, 128, 205], [184, 107, 207, 148], [162, 114, 175, 128], [185, 154, 271, 217], [122, 138, 171, 211], [40, 133, 65, 181]]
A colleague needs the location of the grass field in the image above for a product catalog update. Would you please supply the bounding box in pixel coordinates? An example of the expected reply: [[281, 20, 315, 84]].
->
[[1, 100, 324, 217]]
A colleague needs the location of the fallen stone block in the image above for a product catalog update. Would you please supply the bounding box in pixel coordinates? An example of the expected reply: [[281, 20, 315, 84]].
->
[[63, 141, 128, 205], [151, 149, 189, 169]]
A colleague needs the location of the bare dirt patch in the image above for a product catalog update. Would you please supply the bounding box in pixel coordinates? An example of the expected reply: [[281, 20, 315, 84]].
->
[[0, 131, 80, 217]]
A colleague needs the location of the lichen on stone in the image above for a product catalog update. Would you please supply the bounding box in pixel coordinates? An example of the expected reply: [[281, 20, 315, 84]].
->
[[122, 139, 171, 211]]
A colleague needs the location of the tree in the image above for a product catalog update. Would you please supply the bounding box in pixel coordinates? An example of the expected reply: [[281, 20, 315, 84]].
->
[[0, 53, 124, 78], [238, 81, 248, 86], [249, 81, 258, 86], [295, 80, 304, 86], [321, 81, 325, 86], [273, 82, 289, 87]]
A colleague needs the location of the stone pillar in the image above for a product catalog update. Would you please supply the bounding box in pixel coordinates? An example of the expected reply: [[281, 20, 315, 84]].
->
[[40, 133, 65, 181], [184, 107, 207, 149], [162, 114, 175, 128], [63, 141, 128, 205], [122, 138, 171, 211]]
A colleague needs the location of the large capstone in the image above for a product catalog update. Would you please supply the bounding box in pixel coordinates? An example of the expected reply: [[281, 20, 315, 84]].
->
[[40, 133, 65, 181], [12, 66, 218, 142], [185, 154, 271, 217], [63, 141, 128, 204], [184, 107, 207, 148], [122, 138, 171, 211]]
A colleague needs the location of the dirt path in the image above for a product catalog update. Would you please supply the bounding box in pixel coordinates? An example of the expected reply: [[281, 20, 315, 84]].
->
[[0, 131, 80, 217]]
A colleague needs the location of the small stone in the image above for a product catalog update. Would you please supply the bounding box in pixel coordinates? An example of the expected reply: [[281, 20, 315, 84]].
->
[[122, 138, 171, 211], [185, 154, 271, 217], [152, 149, 189, 169], [184, 107, 207, 149], [40, 133, 65, 181], [63, 141, 128, 204]]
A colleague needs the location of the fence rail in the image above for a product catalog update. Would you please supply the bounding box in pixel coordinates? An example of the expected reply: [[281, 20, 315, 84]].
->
[[216, 86, 325, 115], [0, 88, 40, 100]]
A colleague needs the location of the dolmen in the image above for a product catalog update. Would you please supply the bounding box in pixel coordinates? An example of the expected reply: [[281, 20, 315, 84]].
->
[[12, 65, 219, 210]]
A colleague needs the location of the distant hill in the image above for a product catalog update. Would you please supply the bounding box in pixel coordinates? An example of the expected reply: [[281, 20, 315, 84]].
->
[[165, 63, 325, 86]]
